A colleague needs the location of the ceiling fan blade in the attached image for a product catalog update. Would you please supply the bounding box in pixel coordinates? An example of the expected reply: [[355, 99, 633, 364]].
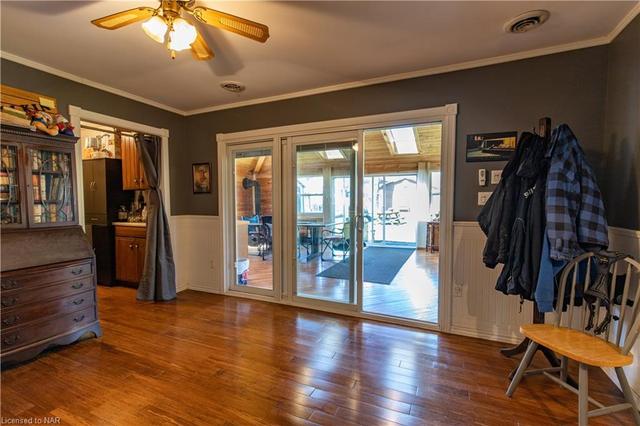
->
[[191, 32, 214, 61], [91, 7, 156, 30], [190, 6, 269, 43]]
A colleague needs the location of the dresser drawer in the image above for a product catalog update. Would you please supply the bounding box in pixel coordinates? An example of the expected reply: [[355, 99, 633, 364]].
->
[[1, 260, 93, 292], [1, 277, 94, 309], [1, 290, 95, 330], [1, 306, 96, 353], [114, 225, 146, 238]]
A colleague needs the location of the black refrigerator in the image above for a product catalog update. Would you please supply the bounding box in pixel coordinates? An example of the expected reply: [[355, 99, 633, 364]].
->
[[83, 158, 132, 286]]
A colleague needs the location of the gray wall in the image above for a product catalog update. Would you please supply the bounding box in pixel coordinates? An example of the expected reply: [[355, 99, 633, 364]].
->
[[602, 15, 640, 230], [4, 31, 636, 227], [183, 46, 609, 221], [0, 58, 187, 214]]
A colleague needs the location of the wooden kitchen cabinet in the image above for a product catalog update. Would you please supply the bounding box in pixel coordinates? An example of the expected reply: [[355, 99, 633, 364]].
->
[[121, 135, 148, 190], [114, 224, 146, 286]]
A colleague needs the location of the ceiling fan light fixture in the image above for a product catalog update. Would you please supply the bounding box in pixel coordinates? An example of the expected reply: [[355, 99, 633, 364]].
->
[[142, 15, 168, 43], [168, 17, 197, 51]]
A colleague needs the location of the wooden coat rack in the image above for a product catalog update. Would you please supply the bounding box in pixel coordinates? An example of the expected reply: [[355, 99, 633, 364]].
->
[[499, 117, 578, 387]]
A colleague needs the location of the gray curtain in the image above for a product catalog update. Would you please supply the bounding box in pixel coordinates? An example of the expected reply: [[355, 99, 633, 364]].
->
[[135, 134, 176, 301]]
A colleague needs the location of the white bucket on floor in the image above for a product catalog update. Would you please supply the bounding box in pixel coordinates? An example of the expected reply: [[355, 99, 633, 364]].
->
[[236, 258, 250, 285]]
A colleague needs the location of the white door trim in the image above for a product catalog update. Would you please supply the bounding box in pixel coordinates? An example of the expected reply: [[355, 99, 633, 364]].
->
[[217, 104, 457, 333], [68, 105, 172, 230]]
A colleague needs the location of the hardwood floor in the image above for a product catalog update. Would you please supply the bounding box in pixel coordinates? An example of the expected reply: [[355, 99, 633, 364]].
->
[[243, 249, 438, 323], [1, 287, 634, 425]]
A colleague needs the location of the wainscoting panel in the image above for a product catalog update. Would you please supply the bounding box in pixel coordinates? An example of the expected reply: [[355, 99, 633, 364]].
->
[[450, 222, 533, 343], [172, 215, 221, 294]]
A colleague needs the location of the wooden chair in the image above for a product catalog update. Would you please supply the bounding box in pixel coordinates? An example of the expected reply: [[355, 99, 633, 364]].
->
[[506, 252, 640, 426]]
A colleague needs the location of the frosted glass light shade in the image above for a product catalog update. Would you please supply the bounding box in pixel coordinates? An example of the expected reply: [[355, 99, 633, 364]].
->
[[142, 16, 168, 43], [168, 18, 197, 51]]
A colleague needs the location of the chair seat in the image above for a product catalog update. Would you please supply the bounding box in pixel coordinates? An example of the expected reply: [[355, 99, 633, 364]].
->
[[520, 324, 633, 367]]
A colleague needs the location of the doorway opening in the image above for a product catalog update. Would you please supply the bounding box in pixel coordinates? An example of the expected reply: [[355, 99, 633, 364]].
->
[[359, 123, 441, 322]]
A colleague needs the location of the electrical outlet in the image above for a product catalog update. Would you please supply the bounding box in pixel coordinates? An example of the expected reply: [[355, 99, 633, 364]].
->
[[453, 285, 463, 297], [491, 170, 502, 185], [210, 260, 215, 270], [478, 191, 492, 206]]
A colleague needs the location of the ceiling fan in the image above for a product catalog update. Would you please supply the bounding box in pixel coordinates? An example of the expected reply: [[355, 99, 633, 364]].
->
[[91, 0, 270, 61]]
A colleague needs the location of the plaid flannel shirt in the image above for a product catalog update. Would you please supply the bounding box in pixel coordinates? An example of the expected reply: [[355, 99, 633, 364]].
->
[[545, 124, 608, 261]]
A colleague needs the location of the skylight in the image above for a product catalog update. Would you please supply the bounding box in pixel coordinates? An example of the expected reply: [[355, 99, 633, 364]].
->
[[386, 127, 419, 155], [324, 149, 345, 159]]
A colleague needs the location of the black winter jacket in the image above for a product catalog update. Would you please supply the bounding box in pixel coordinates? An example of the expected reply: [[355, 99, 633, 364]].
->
[[478, 132, 536, 268], [494, 134, 548, 299]]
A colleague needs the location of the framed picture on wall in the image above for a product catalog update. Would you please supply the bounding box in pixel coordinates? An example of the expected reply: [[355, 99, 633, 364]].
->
[[192, 162, 211, 194], [466, 131, 517, 162]]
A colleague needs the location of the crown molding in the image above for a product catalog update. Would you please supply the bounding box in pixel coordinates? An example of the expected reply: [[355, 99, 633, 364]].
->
[[184, 35, 611, 116], [2, 2, 638, 117], [607, 1, 640, 41], [0, 50, 185, 116]]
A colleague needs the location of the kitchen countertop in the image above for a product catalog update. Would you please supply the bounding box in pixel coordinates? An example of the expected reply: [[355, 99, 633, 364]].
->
[[112, 222, 147, 227]]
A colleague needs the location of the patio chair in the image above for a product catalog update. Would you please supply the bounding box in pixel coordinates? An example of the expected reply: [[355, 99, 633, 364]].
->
[[321, 222, 350, 261], [506, 252, 640, 426]]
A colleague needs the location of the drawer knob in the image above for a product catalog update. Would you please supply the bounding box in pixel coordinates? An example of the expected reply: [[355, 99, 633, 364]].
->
[[71, 268, 84, 276], [72, 298, 85, 306], [1, 279, 19, 290], [73, 314, 85, 322], [1, 297, 18, 307], [2, 315, 21, 326], [3, 334, 20, 346], [71, 282, 84, 290]]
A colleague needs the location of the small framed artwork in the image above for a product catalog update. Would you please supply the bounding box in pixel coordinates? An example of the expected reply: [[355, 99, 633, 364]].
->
[[466, 131, 518, 162], [192, 162, 211, 194]]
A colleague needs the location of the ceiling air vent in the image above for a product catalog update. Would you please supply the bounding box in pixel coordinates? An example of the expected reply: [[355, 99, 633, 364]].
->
[[504, 10, 550, 34], [220, 81, 246, 93]]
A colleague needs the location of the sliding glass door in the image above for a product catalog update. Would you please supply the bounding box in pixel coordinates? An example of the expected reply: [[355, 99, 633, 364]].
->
[[288, 131, 360, 308], [225, 140, 280, 297]]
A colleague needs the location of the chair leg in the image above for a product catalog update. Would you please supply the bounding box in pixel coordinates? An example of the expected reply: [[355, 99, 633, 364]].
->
[[561, 355, 569, 382], [578, 363, 588, 426], [506, 341, 538, 397], [615, 367, 640, 426]]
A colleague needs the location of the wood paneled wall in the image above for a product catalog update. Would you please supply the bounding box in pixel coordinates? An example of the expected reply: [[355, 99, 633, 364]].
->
[[234, 156, 272, 218]]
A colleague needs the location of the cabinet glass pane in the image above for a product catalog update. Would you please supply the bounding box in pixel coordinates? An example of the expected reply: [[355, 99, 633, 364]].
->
[[30, 148, 75, 224], [1, 145, 22, 224]]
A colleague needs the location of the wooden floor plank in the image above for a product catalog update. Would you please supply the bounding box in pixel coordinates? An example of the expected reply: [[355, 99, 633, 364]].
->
[[1, 287, 634, 425]]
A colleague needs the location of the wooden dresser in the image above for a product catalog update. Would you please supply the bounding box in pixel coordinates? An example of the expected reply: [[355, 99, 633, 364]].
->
[[1, 125, 101, 366]]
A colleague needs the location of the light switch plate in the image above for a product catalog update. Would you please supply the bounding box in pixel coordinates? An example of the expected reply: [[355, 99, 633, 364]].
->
[[491, 170, 502, 185], [478, 169, 487, 186], [478, 191, 492, 206]]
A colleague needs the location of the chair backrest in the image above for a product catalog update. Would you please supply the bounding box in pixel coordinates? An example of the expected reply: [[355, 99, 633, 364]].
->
[[555, 252, 640, 354]]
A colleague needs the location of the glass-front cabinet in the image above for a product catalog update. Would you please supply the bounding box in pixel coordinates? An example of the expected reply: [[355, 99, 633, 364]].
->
[[0, 142, 26, 228], [0, 125, 78, 230], [28, 147, 75, 226]]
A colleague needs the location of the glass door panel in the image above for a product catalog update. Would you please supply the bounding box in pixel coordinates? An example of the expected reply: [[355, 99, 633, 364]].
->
[[231, 147, 274, 292], [28, 147, 75, 226], [1, 144, 24, 227], [293, 135, 358, 305], [361, 123, 442, 324]]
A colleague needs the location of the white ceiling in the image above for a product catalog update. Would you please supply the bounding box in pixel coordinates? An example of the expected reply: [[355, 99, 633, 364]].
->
[[1, 1, 637, 114]]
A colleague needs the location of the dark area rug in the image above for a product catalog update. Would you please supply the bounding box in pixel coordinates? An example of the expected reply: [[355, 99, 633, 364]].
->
[[317, 247, 415, 284]]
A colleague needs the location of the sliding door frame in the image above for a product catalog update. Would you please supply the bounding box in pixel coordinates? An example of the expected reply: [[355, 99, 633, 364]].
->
[[219, 137, 283, 300], [287, 130, 361, 311], [217, 104, 457, 333]]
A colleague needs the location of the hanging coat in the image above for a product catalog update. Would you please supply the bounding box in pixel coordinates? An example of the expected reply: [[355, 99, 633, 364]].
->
[[494, 133, 547, 299], [478, 132, 536, 269]]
